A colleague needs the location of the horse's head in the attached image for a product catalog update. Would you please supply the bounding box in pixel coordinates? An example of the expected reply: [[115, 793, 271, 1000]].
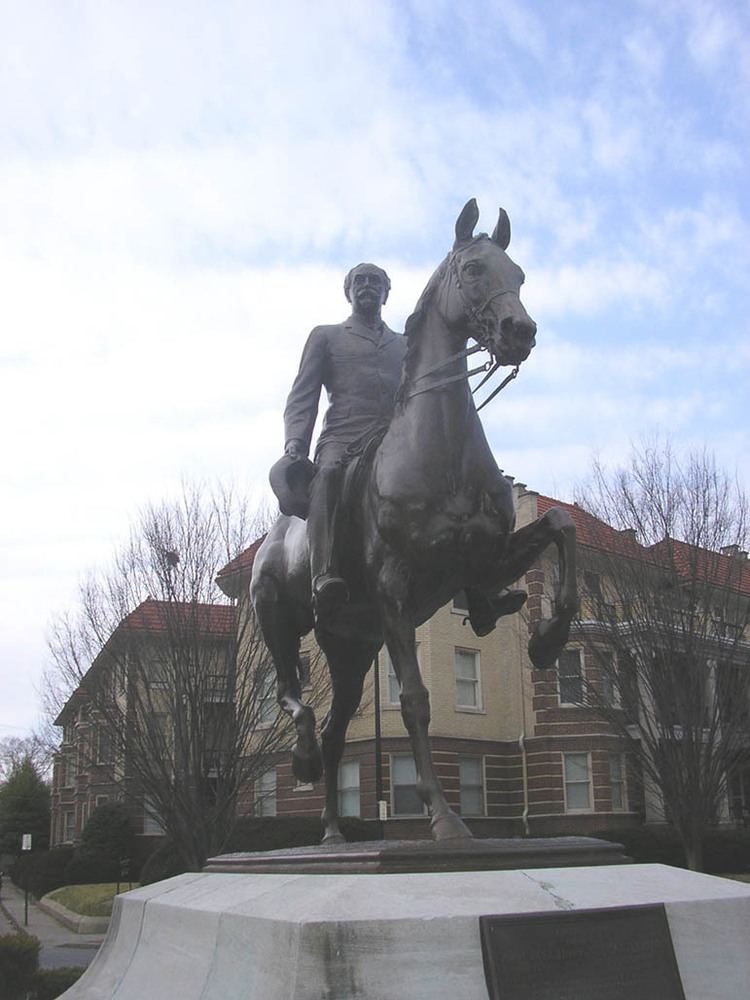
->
[[444, 199, 536, 367]]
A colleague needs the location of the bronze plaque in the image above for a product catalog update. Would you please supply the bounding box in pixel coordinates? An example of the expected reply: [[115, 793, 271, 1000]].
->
[[480, 904, 685, 1000]]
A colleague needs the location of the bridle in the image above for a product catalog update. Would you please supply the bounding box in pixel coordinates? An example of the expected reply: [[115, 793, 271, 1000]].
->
[[404, 246, 522, 410]]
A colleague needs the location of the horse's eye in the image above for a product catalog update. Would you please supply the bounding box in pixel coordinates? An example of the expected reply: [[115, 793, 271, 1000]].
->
[[463, 262, 483, 278]]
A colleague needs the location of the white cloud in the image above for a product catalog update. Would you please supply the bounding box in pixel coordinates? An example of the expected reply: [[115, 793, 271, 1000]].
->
[[1, 1, 749, 733]]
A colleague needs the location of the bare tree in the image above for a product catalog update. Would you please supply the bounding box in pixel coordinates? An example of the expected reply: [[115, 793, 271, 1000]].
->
[[0, 735, 53, 783], [45, 484, 325, 871], [575, 441, 750, 870]]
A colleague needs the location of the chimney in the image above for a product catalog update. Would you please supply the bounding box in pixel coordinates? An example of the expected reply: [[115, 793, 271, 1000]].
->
[[721, 544, 742, 558]]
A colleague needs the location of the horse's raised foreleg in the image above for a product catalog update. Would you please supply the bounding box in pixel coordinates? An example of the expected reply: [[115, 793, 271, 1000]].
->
[[316, 632, 378, 843], [495, 506, 578, 669], [254, 599, 322, 783], [382, 600, 472, 842]]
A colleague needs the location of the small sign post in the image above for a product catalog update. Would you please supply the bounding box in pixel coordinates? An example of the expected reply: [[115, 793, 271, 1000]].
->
[[21, 834, 32, 926]]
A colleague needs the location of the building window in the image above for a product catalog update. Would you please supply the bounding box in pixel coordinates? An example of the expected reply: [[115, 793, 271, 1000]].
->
[[599, 652, 621, 707], [63, 811, 76, 843], [338, 759, 360, 817], [609, 754, 627, 811], [558, 649, 583, 705], [391, 755, 424, 816], [452, 590, 469, 614], [583, 570, 602, 599], [383, 644, 420, 707], [459, 756, 485, 816], [143, 796, 165, 835], [62, 754, 75, 787], [96, 728, 113, 764], [455, 648, 481, 710], [255, 768, 277, 817], [563, 752, 592, 812], [257, 666, 277, 724]]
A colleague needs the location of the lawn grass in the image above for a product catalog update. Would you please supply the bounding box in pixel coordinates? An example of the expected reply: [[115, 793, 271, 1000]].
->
[[45, 883, 140, 917]]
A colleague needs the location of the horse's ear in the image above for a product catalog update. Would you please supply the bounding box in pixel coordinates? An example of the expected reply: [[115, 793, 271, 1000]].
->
[[492, 208, 511, 250], [454, 199, 479, 247]]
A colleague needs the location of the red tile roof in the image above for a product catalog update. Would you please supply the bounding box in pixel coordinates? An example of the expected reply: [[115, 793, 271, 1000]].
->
[[121, 597, 236, 637], [215, 536, 266, 598], [536, 494, 750, 596]]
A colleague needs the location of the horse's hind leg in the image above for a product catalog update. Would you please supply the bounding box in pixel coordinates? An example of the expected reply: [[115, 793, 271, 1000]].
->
[[255, 599, 322, 783], [316, 631, 378, 843]]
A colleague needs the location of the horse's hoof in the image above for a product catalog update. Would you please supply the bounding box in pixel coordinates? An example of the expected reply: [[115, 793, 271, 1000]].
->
[[292, 744, 323, 783], [321, 831, 345, 846], [431, 811, 473, 842], [528, 615, 571, 670]]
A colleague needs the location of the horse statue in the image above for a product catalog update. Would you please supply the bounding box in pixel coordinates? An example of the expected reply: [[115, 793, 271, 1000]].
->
[[251, 199, 577, 843]]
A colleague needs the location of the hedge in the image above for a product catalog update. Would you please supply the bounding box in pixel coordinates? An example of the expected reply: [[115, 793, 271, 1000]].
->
[[594, 825, 750, 872], [0, 932, 40, 1000], [139, 816, 383, 885], [223, 815, 381, 854], [10, 847, 75, 899], [30, 966, 86, 1000]]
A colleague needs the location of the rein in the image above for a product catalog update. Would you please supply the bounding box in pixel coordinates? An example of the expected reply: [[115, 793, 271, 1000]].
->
[[403, 249, 522, 407]]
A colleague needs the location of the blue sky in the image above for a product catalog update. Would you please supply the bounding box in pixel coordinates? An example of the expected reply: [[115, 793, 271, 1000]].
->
[[1, 0, 749, 736]]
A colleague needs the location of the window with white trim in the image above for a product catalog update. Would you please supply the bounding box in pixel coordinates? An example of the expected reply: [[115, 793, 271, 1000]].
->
[[458, 756, 485, 815], [609, 753, 627, 811], [599, 652, 620, 707], [557, 649, 583, 705], [383, 643, 420, 707], [257, 665, 277, 724], [563, 752, 592, 812], [338, 759, 360, 817], [62, 754, 75, 787], [391, 755, 424, 816], [63, 811, 76, 843], [255, 768, 277, 816], [454, 648, 482, 710]]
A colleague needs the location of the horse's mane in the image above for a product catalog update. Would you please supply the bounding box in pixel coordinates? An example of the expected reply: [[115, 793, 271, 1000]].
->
[[395, 253, 451, 408]]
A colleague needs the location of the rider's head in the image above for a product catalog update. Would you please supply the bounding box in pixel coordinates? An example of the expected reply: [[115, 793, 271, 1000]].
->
[[344, 263, 391, 312]]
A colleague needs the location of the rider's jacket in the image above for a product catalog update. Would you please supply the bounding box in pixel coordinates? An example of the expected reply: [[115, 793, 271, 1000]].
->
[[284, 315, 406, 465]]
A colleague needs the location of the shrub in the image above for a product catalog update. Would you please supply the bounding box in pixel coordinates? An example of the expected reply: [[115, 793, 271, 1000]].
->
[[79, 803, 134, 863], [593, 826, 686, 867], [138, 840, 191, 886], [64, 849, 119, 886], [10, 847, 75, 899], [703, 828, 750, 874], [30, 966, 85, 1000], [0, 932, 40, 1000], [594, 825, 750, 873], [223, 815, 382, 854]]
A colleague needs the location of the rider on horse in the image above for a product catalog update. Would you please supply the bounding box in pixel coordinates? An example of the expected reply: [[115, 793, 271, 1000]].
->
[[273, 261, 526, 633]]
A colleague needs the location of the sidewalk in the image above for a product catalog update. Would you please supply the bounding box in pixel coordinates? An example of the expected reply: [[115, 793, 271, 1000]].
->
[[0, 879, 105, 969]]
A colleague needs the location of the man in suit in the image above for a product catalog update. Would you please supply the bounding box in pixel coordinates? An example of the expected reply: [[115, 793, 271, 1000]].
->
[[282, 263, 405, 621], [279, 263, 526, 633]]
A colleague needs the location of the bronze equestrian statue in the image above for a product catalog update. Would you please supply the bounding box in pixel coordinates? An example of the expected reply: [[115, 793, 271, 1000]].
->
[[253, 199, 577, 843]]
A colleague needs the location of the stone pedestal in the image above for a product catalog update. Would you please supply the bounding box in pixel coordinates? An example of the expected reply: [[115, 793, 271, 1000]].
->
[[63, 863, 750, 999]]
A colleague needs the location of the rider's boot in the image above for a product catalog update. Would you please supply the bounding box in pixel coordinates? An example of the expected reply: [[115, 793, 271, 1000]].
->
[[309, 464, 349, 623], [465, 587, 527, 637]]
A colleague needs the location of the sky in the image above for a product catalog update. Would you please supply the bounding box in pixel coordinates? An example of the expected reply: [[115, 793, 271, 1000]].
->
[[1, 0, 749, 738]]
